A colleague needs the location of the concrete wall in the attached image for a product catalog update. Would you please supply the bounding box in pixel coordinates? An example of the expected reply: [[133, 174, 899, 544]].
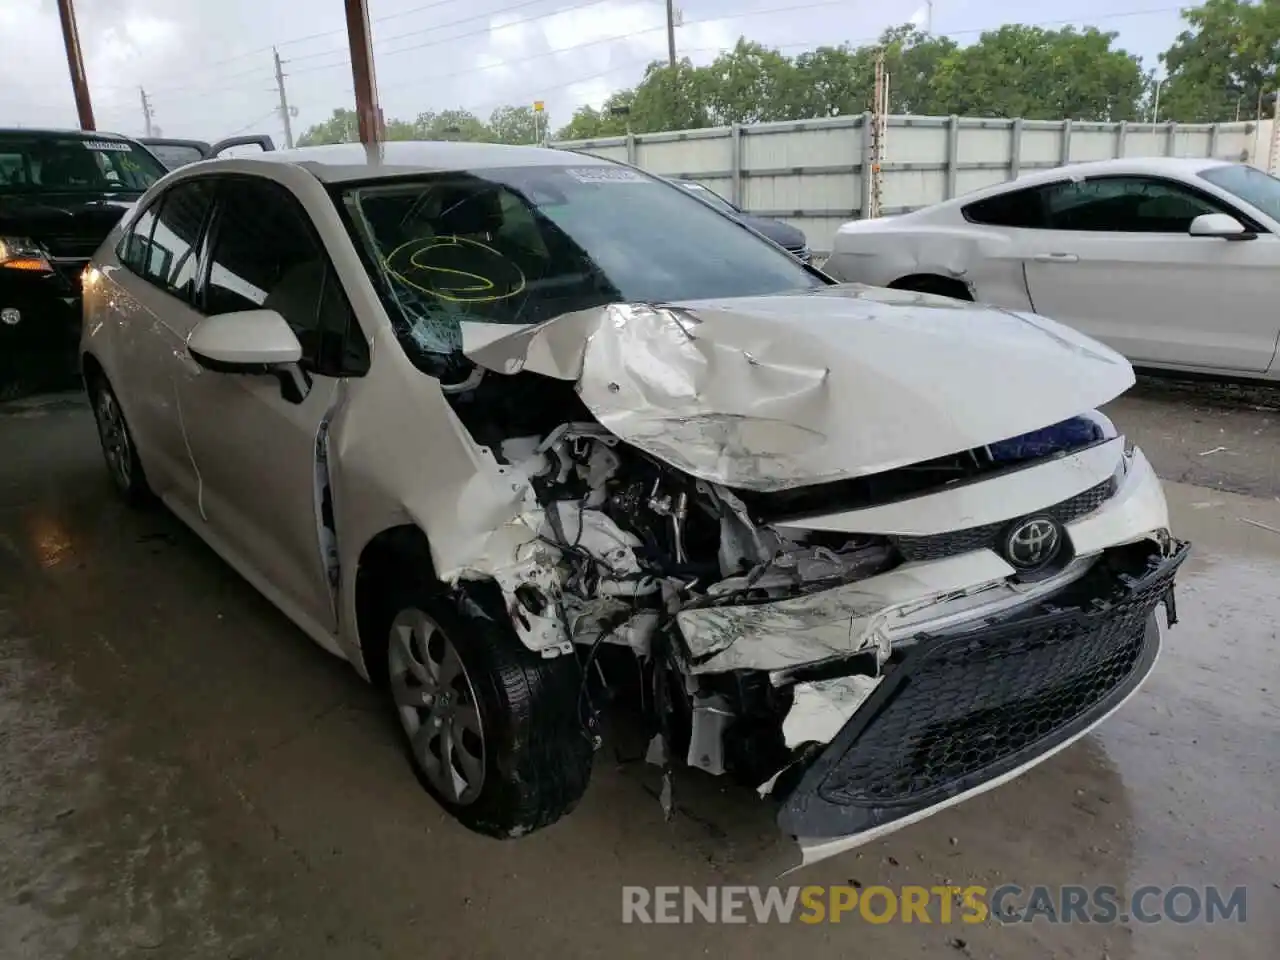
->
[[555, 114, 1261, 254]]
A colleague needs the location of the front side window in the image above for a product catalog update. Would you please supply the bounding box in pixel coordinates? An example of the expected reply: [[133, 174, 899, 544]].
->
[[1039, 177, 1223, 232], [205, 178, 365, 375], [1199, 163, 1280, 225], [338, 163, 824, 368], [0, 134, 166, 194]]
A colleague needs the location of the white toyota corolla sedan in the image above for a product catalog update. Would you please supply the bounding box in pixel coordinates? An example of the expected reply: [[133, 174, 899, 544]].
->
[[79, 141, 1188, 867], [824, 157, 1280, 380]]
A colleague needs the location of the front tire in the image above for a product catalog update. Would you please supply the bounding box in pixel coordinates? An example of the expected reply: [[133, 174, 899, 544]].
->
[[89, 375, 152, 505], [379, 585, 593, 837]]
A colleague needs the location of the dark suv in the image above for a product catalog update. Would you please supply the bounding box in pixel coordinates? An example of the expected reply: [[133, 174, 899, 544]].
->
[[0, 129, 172, 399]]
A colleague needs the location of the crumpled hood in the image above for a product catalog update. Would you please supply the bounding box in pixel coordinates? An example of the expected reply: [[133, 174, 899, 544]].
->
[[461, 283, 1135, 492]]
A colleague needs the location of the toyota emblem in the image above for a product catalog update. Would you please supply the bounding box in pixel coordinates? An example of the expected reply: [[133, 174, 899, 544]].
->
[[1002, 515, 1063, 569]]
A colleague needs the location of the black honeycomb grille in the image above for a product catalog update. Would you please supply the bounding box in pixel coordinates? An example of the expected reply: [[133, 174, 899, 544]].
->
[[818, 597, 1149, 806], [893, 476, 1117, 563], [777, 542, 1189, 839]]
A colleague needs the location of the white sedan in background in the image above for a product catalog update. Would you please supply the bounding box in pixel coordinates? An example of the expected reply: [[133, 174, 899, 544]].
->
[[824, 157, 1280, 379]]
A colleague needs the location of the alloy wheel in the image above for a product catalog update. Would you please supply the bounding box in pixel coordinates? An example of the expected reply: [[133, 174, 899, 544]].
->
[[387, 608, 486, 805], [94, 387, 133, 492]]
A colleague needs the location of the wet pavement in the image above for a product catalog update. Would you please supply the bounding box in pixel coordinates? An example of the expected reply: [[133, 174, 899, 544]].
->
[[0, 378, 1276, 959]]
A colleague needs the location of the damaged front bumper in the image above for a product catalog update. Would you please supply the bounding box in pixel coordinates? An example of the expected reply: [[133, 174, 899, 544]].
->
[[775, 539, 1189, 867]]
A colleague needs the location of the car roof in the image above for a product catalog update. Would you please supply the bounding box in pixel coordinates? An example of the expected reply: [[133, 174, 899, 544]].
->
[[0, 127, 139, 142], [240, 140, 613, 183], [951, 156, 1238, 205]]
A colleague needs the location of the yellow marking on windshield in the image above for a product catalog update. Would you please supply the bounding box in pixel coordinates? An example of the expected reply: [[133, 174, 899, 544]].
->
[[384, 235, 526, 304]]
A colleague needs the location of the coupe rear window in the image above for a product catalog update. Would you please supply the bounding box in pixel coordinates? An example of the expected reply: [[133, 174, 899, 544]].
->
[[0, 134, 167, 193]]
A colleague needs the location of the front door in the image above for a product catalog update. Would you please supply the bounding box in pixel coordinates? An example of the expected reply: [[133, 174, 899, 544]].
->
[[1019, 175, 1280, 374], [177, 176, 358, 634]]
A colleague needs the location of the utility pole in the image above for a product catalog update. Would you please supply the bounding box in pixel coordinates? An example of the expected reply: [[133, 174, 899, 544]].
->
[[139, 87, 154, 137], [56, 0, 95, 130], [344, 0, 383, 146], [273, 47, 295, 149], [870, 49, 887, 219], [665, 0, 677, 68]]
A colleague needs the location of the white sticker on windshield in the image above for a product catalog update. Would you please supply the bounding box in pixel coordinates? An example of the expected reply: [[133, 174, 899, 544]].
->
[[82, 140, 132, 152], [565, 167, 648, 184]]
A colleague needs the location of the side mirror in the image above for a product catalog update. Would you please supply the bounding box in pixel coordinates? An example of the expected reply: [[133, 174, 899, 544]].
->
[[187, 310, 311, 402], [1189, 213, 1255, 240], [187, 309, 302, 371]]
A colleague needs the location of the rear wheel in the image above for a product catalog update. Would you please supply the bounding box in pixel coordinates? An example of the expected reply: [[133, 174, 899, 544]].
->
[[379, 583, 593, 837], [89, 375, 152, 505]]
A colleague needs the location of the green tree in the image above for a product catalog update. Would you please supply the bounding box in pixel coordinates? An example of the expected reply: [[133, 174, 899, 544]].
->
[[783, 27, 958, 119], [418, 109, 490, 141], [930, 25, 1147, 120], [628, 59, 712, 132], [556, 91, 637, 140], [488, 105, 544, 144], [878, 25, 959, 114], [384, 117, 420, 140], [297, 108, 358, 145], [1159, 0, 1280, 121], [701, 40, 797, 124]]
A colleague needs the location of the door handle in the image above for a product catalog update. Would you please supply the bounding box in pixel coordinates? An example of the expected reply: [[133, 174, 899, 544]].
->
[[1033, 252, 1079, 263]]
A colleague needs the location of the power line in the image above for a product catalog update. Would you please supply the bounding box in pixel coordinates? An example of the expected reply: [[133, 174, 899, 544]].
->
[[135, 0, 617, 104], [371, 3, 1184, 100], [139, 4, 1188, 120], [280, 1, 1192, 88], [225, 107, 281, 138], [94, 0, 493, 90]]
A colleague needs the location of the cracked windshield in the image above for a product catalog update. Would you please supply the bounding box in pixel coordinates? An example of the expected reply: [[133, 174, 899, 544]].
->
[[340, 165, 823, 362]]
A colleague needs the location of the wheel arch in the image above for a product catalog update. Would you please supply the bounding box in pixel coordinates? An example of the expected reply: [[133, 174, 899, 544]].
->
[[352, 524, 513, 683], [887, 273, 975, 300], [80, 350, 106, 388], [354, 524, 438, 685]]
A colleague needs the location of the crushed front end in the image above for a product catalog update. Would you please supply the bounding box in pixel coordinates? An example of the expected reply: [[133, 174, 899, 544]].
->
[[442, 295, 1187, 863]]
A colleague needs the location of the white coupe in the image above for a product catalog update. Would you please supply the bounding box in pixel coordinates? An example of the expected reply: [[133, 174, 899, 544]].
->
[[824, 157, 1280, 379]]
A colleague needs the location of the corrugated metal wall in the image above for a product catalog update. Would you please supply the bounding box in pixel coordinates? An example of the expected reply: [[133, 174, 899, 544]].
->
[[556, 115, 1260, 254]]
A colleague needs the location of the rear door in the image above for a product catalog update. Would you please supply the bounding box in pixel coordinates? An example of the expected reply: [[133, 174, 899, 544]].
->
[[1017, 175, 1279, 373], [106, 178, 217, 507]]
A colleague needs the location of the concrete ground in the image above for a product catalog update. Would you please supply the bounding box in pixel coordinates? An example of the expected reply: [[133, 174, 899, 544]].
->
[[0, 377, 1276, 959]]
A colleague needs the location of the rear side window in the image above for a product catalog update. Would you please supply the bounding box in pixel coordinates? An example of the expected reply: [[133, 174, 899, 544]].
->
[[204, 178, 367, 376], [117, 180, 215, 299], [147, 180, 215, 297], [963, 186, 1049, 228], [118, 203, 160, 275]]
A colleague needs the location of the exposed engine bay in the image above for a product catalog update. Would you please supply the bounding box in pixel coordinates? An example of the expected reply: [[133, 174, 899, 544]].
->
[[444, 364, 1126, 797]]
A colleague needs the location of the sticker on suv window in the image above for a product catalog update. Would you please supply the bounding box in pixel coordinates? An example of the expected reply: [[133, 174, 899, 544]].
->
[[565, 167, 647, 183], [81, 140, 133, 152]]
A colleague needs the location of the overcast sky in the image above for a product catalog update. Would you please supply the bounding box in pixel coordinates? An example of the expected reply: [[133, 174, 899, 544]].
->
[[1, 0, 1190, 142]]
